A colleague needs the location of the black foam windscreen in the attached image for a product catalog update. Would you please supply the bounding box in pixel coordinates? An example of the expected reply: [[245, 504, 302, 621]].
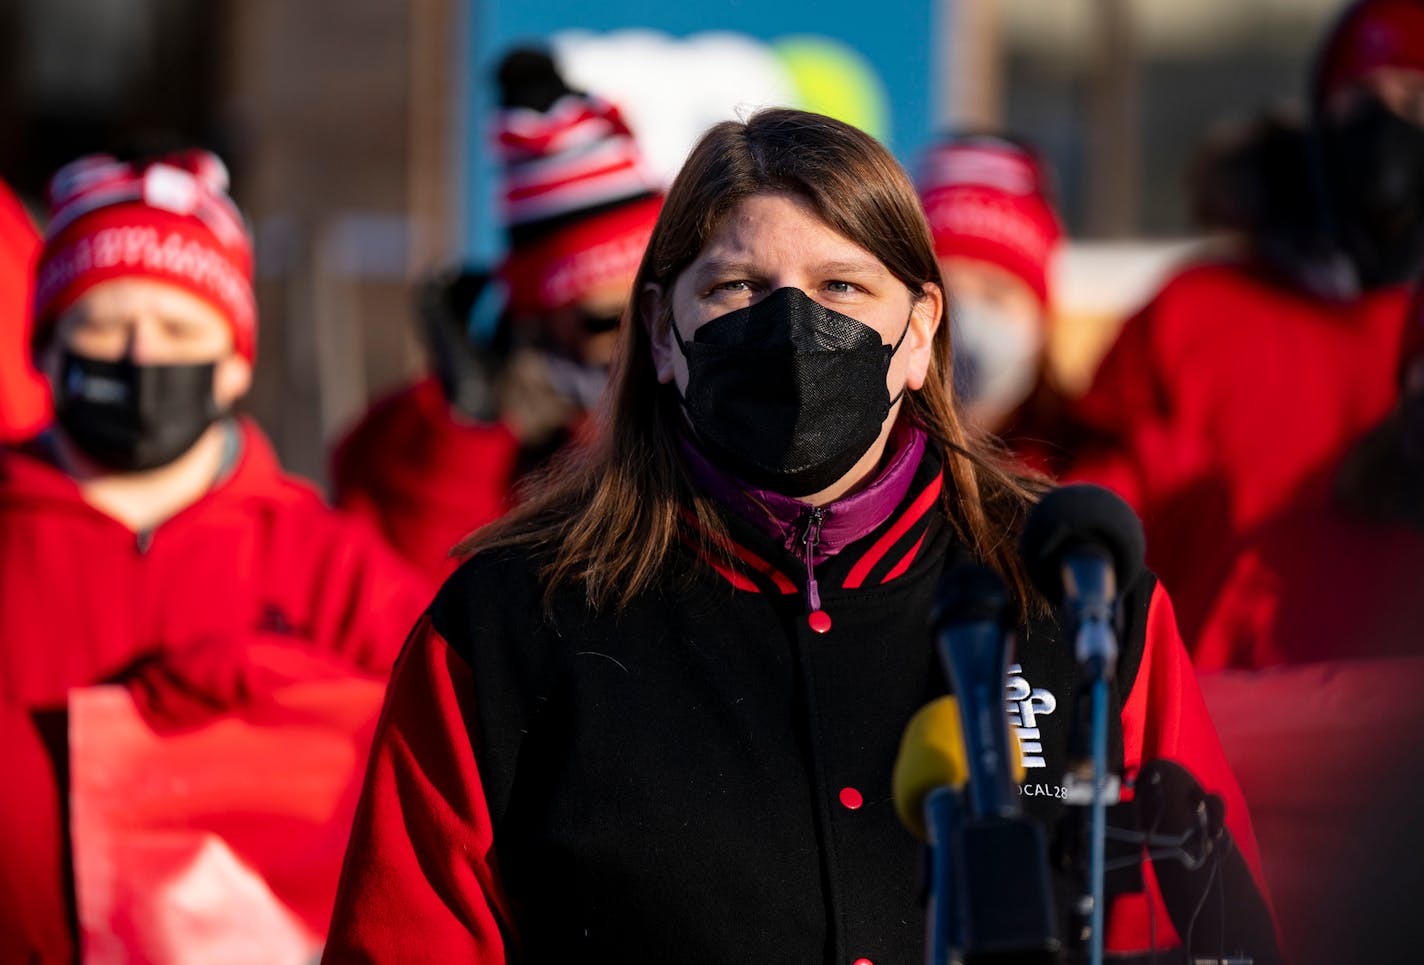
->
[[1018, 483, 1147, 605]]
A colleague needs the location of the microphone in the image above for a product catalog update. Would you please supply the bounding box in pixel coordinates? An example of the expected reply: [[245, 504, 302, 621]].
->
[[1019, 485, 1145, 965], [930, 562, 1020, 819], [1135, 760, 1283, 965], [1019, 484, 1146, 683], [894, 697, 971, 964], [915, 564, 1060, 964], [893, 696, 970, 841], [893, 696, 1053, 965]]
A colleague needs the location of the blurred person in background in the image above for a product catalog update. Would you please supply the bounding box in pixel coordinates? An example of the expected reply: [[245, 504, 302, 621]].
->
[[331, 48, 663, 582], [916, 132, 1077, 475], [0, 150, 431, 963], [1194, 285, 1424, 671], [1190, 288, 1424, 965], [0, 178, 49, 442], [1067, 0, 1424, 650]]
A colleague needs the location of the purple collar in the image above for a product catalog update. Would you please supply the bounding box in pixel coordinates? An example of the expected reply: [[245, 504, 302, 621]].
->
[[678, 420, 927, 566]]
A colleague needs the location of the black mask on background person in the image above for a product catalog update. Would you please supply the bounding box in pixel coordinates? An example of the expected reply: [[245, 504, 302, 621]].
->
[[55, 350, 222, 472], [1319, 96, 1424, 289], [673, 286, 911, 496]]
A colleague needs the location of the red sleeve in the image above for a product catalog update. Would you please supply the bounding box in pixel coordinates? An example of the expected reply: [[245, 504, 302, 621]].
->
[[120, 509, 434, 732], [323, 616, 514, 963], [328, 381, 524, 584], [1190, 546, 1281, 672], [1121, 583, 1266, 881], [306, 516, 436, 678], [0, 703, 73, 963], [1106, 583, 1276, 954]]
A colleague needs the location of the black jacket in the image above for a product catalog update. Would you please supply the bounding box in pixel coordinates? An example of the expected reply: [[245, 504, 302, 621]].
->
[[326, 445, 1277, 964]]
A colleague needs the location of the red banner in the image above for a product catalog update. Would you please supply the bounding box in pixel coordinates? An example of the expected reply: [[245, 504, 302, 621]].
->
[[1200, 657, 1424, 965], [70, 678, 384, 964]]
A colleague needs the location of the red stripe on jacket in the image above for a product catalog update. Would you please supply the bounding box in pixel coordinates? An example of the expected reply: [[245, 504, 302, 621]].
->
[[880, 531, 927, 584], [725, 539, 797, 594], [843, 472, 944, 589]]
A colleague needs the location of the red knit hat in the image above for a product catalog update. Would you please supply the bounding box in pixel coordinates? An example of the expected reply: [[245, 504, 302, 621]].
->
[[494, 49, 663, 315], [916, 135, 1062, 307], [1315, 0, 1424, 107], [32, 150, 257, 361]]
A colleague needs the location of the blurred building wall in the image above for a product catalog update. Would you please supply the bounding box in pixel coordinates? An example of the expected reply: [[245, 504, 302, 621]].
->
[[1000, 0, 1344, 237], [222, 0, 464, 484], [0, 0, 1370, 478]]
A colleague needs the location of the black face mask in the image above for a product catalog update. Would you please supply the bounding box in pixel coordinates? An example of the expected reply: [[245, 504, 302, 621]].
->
[[673, 286, 911, 496], [1320, 97, 1424, 289], [55, 351, 222, 472]]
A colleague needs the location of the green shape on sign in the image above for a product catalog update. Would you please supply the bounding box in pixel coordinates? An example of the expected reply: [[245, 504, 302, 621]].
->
[[772, 35, 891, 143]]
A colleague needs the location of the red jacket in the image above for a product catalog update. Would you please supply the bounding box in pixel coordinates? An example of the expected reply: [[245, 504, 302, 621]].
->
[[0, 419, 432, 963], [331, 377, 523, 582], [1068, 261, 1410, 647], [0, 180, 47, 443]]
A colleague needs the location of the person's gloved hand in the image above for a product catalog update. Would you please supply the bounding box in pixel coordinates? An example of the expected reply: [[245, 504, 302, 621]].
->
[[124, 636, 367, 733]]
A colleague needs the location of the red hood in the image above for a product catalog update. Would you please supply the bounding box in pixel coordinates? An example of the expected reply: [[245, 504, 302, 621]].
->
[[332, 377, 522, 510]]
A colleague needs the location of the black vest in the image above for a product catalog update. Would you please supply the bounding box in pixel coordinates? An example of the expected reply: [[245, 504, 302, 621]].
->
[[430, 448, 1157, 964]]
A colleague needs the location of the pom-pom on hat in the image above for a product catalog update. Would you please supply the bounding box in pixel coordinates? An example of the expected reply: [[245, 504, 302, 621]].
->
[[32, 150, 257, 361], [916, 134, 1062, 307], [1314, 0, 1424, 108], [494, 48, 663, 315]]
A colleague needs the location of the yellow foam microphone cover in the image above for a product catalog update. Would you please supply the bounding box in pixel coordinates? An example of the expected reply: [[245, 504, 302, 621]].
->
[[892, 696, 969, 841], [892, 696, 1029, 839]]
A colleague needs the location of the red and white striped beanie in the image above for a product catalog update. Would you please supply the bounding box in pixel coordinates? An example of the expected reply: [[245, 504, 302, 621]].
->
[[495, 49, 662, 315], [917, 135, 1062, 307], [33, 150, 257, 361]]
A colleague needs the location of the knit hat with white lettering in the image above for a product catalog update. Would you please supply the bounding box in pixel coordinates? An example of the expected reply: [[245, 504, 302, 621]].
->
[[495, 48, 663, 316], [32, 150, 257, 361], [916, 134, 1062, 307]]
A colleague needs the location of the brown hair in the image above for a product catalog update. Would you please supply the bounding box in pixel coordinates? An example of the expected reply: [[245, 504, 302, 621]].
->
[[460, 108, 1047, 610]]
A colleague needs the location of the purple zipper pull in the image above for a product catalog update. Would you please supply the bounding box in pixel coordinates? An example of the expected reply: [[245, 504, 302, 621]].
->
[[801, 507, 831, 633]]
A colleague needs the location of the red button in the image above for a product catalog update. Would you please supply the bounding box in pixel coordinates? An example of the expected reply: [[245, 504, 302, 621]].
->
[[839, 786, 863, 810], [853, 959, 874, 965], [807, 609, 832, 633]]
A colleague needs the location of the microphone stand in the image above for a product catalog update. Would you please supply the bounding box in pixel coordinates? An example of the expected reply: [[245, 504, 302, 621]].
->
[[1064, 551, 1119, 965], [924, 786, 963, 965]]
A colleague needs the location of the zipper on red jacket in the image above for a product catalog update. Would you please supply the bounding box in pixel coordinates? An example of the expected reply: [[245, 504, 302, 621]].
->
[[800, 507, 832, 634]]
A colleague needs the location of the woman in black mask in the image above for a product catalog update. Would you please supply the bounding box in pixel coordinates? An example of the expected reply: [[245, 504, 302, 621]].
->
[[327, 109, 1278, 965]]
